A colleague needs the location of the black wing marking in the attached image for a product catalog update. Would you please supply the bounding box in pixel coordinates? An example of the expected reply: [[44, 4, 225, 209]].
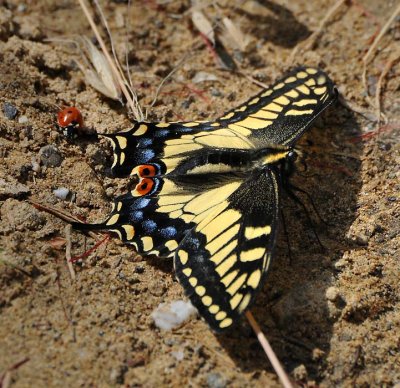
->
[[174, 167, 280, 331]]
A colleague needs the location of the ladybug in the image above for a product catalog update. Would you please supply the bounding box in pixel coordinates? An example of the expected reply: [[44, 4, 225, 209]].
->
[[57, 107, 83, 139]]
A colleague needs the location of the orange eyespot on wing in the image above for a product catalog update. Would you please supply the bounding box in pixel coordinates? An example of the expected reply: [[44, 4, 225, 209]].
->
[[132, 164, 158, 178], [133, 178, 155, 196]]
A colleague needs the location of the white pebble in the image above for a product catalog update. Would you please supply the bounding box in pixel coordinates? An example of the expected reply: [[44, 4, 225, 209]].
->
[[151, 300, 197, 331], [53, 187, 70, 200], [171, 349, 185, 361], [31, 160, 40, 173], [326, 286, 340, 302], [18, 115, 29, 124], [192, 71, 219, 84]]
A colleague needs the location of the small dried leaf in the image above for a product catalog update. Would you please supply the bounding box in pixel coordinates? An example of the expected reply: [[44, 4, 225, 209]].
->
[[222, 17, 251, 52], [192, 71, 219, 83], [49, 237, 67, 249], [76, 37, 121, 101], [191, 10, 215, 45], [241, 0, 274, 17]]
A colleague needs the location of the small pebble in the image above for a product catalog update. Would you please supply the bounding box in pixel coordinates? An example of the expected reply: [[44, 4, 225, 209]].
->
[[354, 233, 369, 246], [293, 364, 308, 381], [53, 187, 70, 200], [171, 349, 185, 361], [210, 87, 222, 97], [326, 286, 340, 302], [31, 160, 40, 173], [151, 300, 197, 331], [206, 372, 227, 388], [18, 115, 29, 124], [192, 71, 218, 84], [105, 187, 115, 197], [181, 97, 194, 109], [3, 102, 18, 120], [39, 145, 62, 167]]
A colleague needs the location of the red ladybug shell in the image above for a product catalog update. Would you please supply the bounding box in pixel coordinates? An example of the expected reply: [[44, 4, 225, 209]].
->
[[57, 107, 83, 128]]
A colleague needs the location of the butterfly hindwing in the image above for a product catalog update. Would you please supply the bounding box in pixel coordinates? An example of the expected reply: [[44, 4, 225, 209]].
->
[[174, 167, 280, 331], [74, 173, 249, 258]]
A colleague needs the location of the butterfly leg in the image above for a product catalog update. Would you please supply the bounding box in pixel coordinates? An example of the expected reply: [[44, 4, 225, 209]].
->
[[287, 184, 332, 227], [284, 185, 326, 251], [279, 208, 293, 265]]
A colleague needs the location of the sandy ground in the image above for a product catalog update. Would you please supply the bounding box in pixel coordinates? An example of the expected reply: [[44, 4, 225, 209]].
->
[[0, 0, 399, 387]]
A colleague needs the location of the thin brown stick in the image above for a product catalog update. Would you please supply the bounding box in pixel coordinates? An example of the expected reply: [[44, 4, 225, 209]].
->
[[65, 225, 76, 280], [338, 94, 379, 122], [362, 2, 400, 118], [288, 0, 348, 65], [148, 53, 193, 114], [28, 200, 100, 241], [0, 358, 30, 388], [239, 70, 269, 89], [245, 311, 294, 388], [77, 0, 141, 120], [374, 52, 400, 123]]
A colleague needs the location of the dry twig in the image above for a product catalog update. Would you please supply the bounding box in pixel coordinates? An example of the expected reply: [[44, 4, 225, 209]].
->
[[362, 2, 400, 121], [374, 51, 400, 122], [0, 358, 30, 388], [288, 0, 348, 65], [65, 225, 76, 280], [246, 311, 294, 388]]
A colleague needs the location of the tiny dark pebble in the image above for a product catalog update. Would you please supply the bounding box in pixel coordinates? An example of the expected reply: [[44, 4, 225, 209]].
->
[[387, 196, 397, 202], [227, 92, 236, 102], [3, 102, 18, 120], [210, 87, 222, 97], [379, 142, 391, 151], [207, 372, 227, 388], [135, 265, 145, 274], [39, 145, 62, 167], [181, 97, 194, 109], [354, 233, 369, 246]]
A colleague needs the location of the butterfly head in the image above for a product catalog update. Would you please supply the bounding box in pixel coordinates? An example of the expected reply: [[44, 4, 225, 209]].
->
[[281, 148, 300, 177]]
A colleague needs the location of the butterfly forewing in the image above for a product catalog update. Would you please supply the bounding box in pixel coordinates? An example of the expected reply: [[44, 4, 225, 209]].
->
[[105, 67, 336, 178]]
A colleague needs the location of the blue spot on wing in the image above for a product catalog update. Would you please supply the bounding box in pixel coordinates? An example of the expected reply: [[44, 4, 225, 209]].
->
[[131, 198, 151, 210], [160, 226, 177, 238], [139, 149, 155, 162], [142, 220, 157, 233], [130, 211, 143, 222], [154, 130, 170, 138], [137, 138, 153, 147]]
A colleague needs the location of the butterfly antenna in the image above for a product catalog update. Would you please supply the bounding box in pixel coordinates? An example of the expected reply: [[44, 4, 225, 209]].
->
[[245, 311, 294, 388], [289, 184, 331, 227]]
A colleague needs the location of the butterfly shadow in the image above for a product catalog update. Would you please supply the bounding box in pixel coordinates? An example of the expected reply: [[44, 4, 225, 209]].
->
[[213, 101, 364, 382], [238, 0, 311, 49]]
